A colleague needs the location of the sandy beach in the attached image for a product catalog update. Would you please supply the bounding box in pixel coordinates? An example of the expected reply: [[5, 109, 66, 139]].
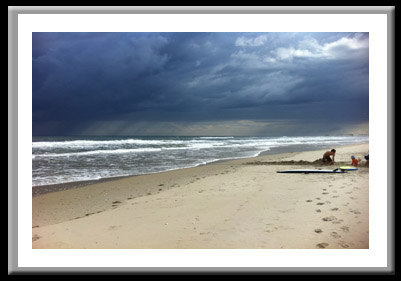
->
[[32, 142, 369, 249]]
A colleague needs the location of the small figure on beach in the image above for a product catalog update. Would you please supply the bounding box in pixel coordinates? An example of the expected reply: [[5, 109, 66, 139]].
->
[[364, 154, 369, 167], [322, 149, 336, 165], [351, 155, 359, 167]]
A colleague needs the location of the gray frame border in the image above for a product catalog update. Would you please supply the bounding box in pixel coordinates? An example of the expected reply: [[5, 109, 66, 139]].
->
[[8, 6, 395, 275]]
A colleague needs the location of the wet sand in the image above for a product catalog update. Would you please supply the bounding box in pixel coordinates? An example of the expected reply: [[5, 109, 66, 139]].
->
[[32, 143, 369, 249]]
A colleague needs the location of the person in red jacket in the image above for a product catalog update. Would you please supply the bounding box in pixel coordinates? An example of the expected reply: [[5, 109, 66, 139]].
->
[[351, 155, 359, 167]]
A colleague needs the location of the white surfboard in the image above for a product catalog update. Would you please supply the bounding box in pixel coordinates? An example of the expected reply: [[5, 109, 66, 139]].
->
[[340, 166, 359, 171]]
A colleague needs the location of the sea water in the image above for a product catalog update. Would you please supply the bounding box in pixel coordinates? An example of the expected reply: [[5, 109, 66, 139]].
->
[[32, 135, 368, 186]]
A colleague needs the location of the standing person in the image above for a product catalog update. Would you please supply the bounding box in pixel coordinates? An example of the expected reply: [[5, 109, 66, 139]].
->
[[322, 149, 336, 165], [351, 155, 359, 166]]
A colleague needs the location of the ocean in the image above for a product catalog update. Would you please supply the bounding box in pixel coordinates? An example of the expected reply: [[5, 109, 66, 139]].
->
[[32, 135, 368, 187]]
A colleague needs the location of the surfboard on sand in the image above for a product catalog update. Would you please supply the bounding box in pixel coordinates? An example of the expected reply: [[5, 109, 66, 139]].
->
[[339, 166, 359, 171], [277, 168, 346, 174]]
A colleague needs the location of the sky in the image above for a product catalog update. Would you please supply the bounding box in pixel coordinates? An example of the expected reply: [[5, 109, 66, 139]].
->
[[32, 32, 369, 136]]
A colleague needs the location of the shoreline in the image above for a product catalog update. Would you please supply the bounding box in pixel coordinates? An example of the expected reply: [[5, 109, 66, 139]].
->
[[32, 142, 369, 249], [32, 141, 368, 197]]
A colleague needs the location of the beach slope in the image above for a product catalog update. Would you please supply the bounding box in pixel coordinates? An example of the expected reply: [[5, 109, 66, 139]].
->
[[32, 143, 369, 249]]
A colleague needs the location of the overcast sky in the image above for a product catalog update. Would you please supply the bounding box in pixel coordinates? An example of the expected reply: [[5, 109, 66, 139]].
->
[[32, 32, 369, 136]]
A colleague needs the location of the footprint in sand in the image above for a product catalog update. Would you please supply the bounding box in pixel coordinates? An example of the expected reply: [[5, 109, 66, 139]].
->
[[317, 202, 325, 205], [316, 243, 329, 249], [315, 229, 323, 233], [108, 225, 122, 231], [265, 226, 279, 233], [332, 219, 344, 225], [32, 234, 41, 242], [330, 232, 341, 238], [338, 241, 351, 248], [350, 209, 361, 215], [322, 216, 337, 222], [341, 226, 350, 232]]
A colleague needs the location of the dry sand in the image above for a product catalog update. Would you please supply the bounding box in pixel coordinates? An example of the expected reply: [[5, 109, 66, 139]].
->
[[32, 143, 369, 249]]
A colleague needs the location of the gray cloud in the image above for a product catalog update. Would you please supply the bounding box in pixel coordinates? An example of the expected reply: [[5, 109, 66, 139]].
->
[[32, 32, 369, 136]]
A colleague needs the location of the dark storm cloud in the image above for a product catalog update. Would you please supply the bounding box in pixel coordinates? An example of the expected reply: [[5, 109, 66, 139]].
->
[[32, 32, 369, 136]]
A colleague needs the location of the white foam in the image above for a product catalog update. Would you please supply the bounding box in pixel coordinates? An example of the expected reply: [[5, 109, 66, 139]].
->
[[32, 138, 186, 149], [33, 148, 162, 158], [32, 135, 369, 186], [199, 136, 235, 139]]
